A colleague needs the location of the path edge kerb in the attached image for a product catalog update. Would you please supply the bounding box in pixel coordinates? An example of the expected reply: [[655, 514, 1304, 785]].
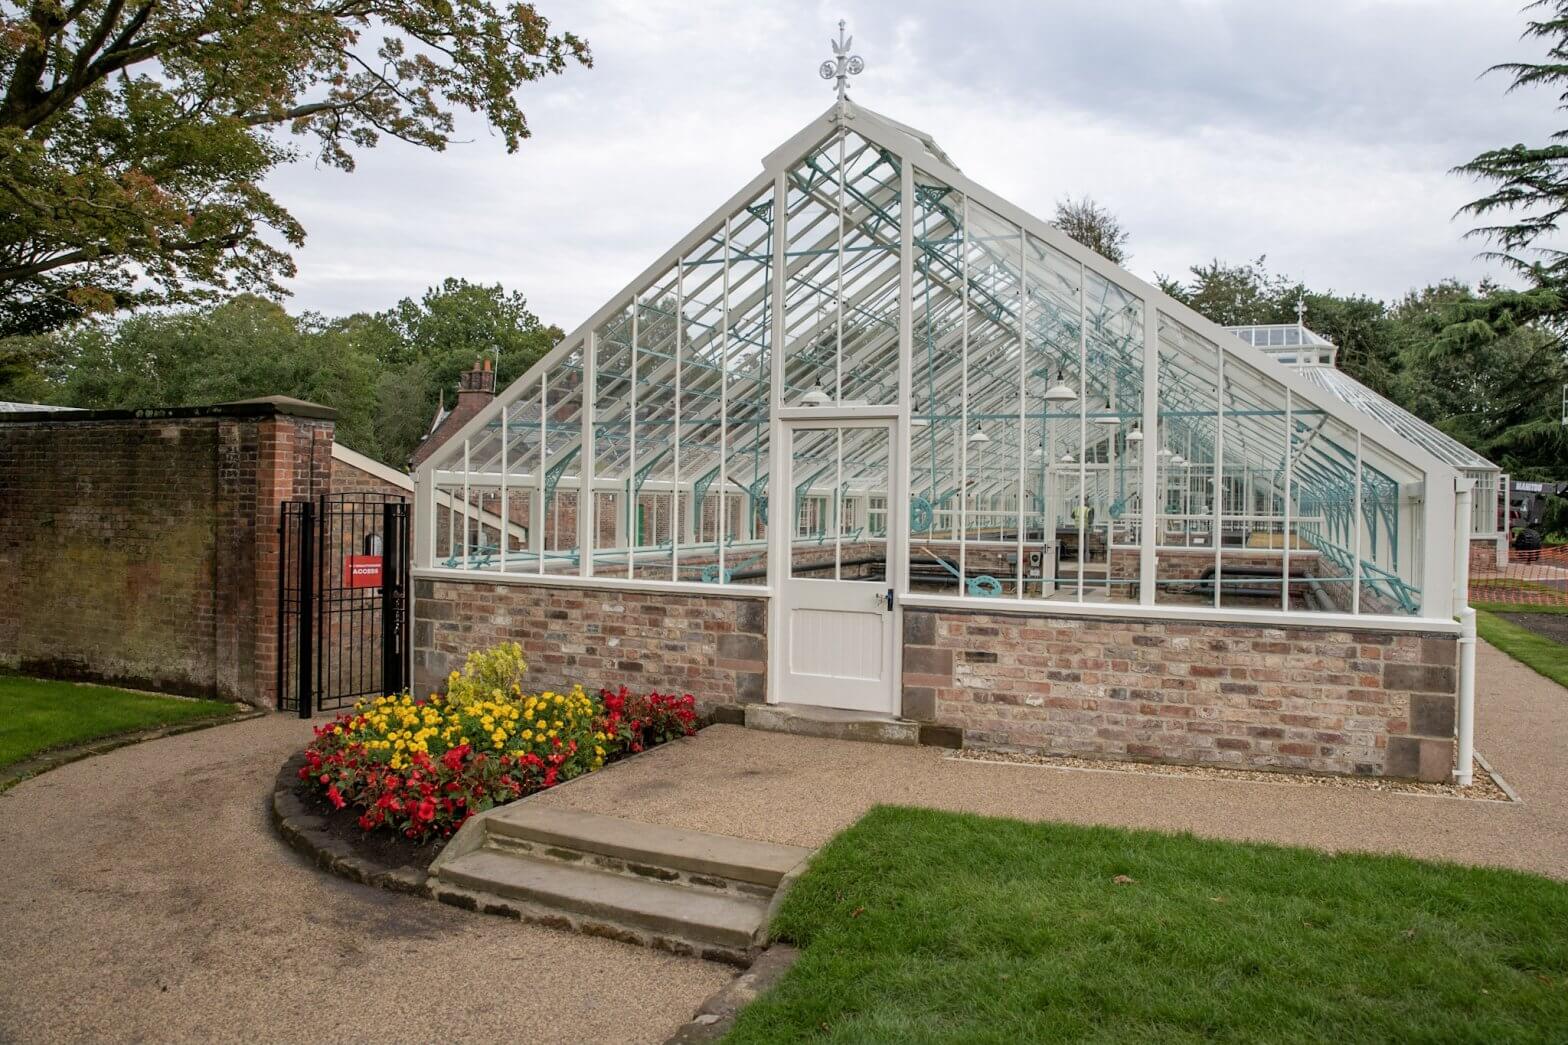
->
[[0, 706, 265, 794], [269, 726, 720, 900], [271, 751, 434, 896]]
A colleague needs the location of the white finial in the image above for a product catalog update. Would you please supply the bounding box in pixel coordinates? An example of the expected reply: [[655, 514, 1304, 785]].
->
[[1295, 294, 1306, 328], [818, 19, 865, 112]]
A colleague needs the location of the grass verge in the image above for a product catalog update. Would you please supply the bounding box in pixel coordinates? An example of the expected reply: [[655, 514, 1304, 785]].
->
[[0, 675, 237, 769], [727, 806, 1568, 1044], [1475, 611, 1568, 690]]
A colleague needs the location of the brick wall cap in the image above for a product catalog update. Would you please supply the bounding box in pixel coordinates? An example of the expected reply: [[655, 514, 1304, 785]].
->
[[0, 395, 336, 424]]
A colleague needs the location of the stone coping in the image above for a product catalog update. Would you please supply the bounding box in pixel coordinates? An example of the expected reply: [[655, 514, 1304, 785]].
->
[[0, 707, 264, 793], [0, 395, 335, 424]]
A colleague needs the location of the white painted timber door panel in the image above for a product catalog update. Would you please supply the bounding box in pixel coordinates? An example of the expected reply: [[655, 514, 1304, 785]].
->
[[778, 422, 896, 713]]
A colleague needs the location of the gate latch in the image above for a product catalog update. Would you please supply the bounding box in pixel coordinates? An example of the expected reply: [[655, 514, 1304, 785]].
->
[[884, 587, 894, 611]]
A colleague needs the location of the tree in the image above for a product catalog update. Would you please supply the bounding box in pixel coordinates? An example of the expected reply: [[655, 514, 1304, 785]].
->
[[1, 277, 563, 464], [1157, 255, 1302, 327], [1454, 0, 1568, 284], [0, 0, 590, 333], [1052, 195, 1130, 264], [374, 277, 561, 460]]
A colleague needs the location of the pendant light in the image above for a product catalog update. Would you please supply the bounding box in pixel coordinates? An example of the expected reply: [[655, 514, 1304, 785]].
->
[[1044, 367, 1077, 404], [800, 377, 831, 407], [1171, 454, 1186, 466], [1126, 426, 1143, 444], [910, 400, 929, 428], [1059, 450, 1075, 465], [968, 423, 991, 445], [1093, 397, 1120, 426]]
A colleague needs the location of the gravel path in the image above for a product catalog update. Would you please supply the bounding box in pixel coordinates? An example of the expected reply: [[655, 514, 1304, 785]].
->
[[3, 638, 1562, 1043], [535, 641, 1568, 879], [0, 714, 730, 1045]]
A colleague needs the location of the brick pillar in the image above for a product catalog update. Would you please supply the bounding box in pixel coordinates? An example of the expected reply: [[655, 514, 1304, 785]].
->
[[248, 400, 337, 709]]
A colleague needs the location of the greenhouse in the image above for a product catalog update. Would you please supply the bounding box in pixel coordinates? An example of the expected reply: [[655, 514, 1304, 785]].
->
[[414, 99, 1478, 783]]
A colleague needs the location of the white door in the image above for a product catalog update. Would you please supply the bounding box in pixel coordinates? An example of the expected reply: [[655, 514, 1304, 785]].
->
[[778, 421, 896, 712]]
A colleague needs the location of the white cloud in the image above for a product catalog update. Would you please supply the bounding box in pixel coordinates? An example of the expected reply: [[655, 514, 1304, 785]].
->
[[266, 0, 1560, 325]]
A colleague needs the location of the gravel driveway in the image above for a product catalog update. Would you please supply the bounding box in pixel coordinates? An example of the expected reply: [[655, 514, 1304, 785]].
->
[[0, 714, 729, 1044]]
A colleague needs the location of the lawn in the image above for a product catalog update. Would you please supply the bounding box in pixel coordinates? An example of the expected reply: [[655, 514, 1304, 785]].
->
[[727, 807, 1568, 1044], [1476, 610, 1568, 690], [0, 675, 237, 769]]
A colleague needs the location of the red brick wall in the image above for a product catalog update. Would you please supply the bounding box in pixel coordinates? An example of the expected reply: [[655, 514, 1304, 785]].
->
[[0, 401, 334, 703], [901, 607, 1458, 781], [412, 578, 767, 709], [330, 454, 411, 498]]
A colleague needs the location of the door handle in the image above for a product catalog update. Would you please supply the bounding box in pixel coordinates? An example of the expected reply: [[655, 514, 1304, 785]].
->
[[883, 587, 894, 611]]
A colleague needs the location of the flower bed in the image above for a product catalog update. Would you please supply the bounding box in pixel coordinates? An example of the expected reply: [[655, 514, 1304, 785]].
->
[[298, 681, 698, 843]]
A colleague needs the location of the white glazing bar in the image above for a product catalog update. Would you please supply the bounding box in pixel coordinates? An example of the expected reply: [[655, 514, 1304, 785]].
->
[[958, 195, 970, 595], [1139, 307, 1158, 605], [835, 429, 844, 579], [1077, 261, 1087, 603], [1212, 343, 1223, 608], [672, 263, 684, 582], [894, 159, 914, 600], [462, 438, 471, 570], [767, 172, 788, 600], [538, 373, 547, 574], [1282, 390, 1293, 611], [719, 214, 732, 583], [836, 125, 846, 402], [1015, 227, 1026, 599], [499, 401, 508, 575], [1353, 431, 1363, 614], [579, 332, 597, 577], [628, 304, 639, 580]]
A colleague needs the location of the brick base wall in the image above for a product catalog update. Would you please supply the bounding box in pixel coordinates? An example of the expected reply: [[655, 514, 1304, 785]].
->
[[901, 607, 1457, 782], [0, 400, 335, 703], [412, 577, 767, 711]]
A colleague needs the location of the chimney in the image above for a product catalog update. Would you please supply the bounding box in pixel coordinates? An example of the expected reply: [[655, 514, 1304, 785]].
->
[[458, 356, 497, 405], [410, 356, 499, 468]]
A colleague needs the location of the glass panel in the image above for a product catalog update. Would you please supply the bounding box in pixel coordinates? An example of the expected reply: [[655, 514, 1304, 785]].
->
[[782, 130, 902, 408], [590, 306, 633, 576], [909, 171, 963, 594], [790, 425, 889, 582], [1155, 314, 1220, 605], [791, 427, 836, 578], [542, 348, 584, 577], [842, 426, 890, 582]]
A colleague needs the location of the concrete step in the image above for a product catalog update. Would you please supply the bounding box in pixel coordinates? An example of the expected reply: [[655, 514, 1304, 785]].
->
[[744, 702, 919, 746], [482, 807, 810, 890], [436, 847, 770, 953]]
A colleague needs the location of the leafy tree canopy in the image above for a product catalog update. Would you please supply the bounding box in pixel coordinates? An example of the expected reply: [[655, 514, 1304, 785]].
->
[[0, 0, 589, 334], [1053, 195, 1130, 265], [3, 278, 561, 465]]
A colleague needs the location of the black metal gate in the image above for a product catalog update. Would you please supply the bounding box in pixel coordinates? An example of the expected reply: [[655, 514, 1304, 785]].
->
[[278, 492, 410, 717]]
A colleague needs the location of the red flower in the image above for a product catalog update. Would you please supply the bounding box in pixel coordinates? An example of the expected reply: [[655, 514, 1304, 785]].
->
[[326, 784, 345, 809], [415, 798, 437, 823]]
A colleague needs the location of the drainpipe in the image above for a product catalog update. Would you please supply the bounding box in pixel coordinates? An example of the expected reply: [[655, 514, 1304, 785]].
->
[[1453, 477, 1476, 787]]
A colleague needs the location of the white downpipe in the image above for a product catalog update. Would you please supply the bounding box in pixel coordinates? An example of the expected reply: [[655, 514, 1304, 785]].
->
[[1454, 477, 1476, 787]]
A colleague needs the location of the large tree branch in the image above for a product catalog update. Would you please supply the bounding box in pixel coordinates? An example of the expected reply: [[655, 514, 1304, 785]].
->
[[0, 230, 245, 284]]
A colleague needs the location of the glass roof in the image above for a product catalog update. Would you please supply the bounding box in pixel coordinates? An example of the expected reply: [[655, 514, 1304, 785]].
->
[[420, 101, 1462, 618]]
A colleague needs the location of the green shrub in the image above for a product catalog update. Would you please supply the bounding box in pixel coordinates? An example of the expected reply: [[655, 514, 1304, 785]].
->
[[443, 641, 528, 707]]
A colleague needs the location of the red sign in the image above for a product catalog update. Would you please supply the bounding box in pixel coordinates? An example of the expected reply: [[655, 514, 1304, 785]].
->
[[344, 554, 383, 589]]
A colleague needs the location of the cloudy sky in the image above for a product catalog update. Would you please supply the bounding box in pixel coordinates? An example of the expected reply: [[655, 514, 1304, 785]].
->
[[267, 0, 1560, 328]]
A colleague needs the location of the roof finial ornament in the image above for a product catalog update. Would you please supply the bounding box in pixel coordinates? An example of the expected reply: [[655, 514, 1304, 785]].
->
[[1295, 293, 1307, 328], [819, 20, 864, 116]]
